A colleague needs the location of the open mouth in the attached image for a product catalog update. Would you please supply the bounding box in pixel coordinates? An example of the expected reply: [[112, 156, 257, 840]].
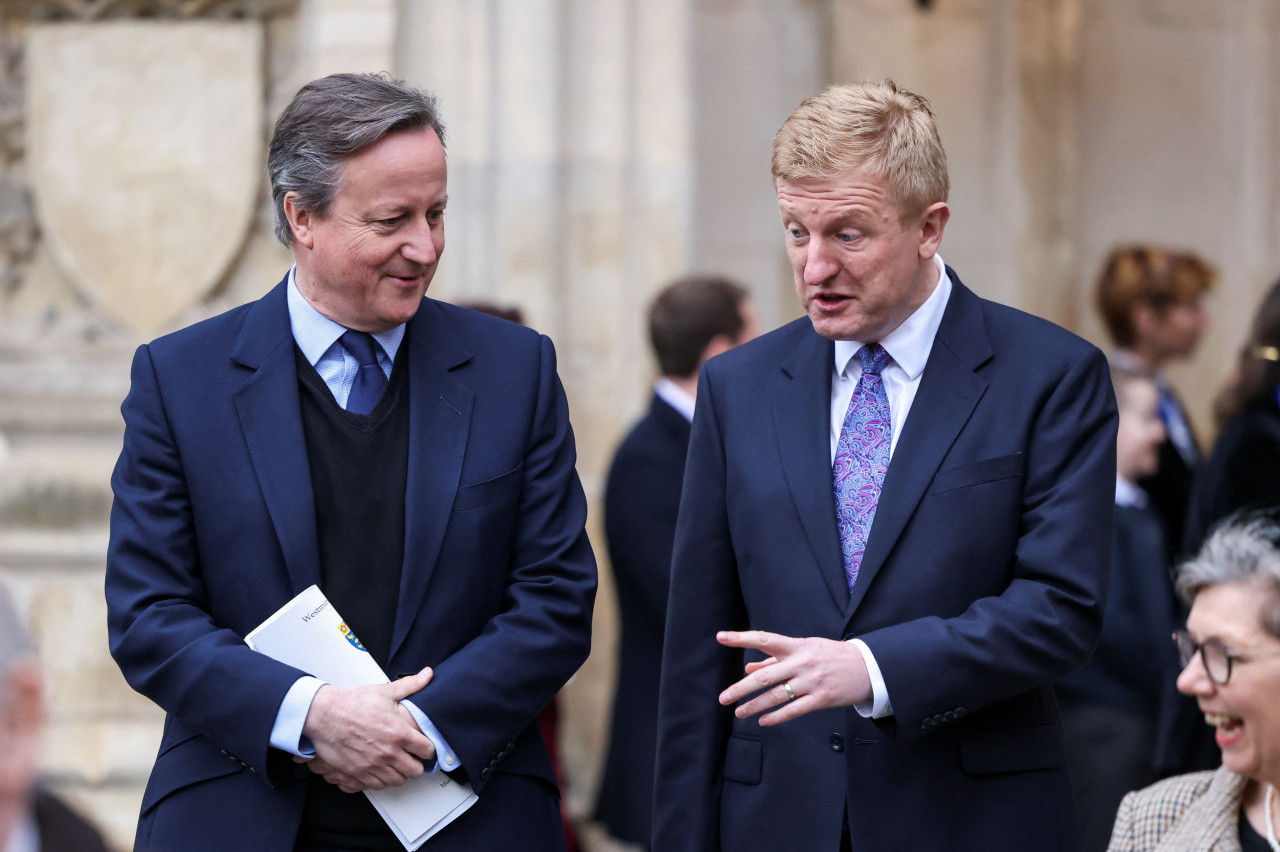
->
[[1206, 712, 1245, 747]]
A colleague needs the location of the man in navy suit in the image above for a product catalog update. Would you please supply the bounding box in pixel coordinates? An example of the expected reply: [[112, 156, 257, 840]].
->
[[594, 275, 755, 848], [653, 80, 1116, 851], [106, 74, 596, 852]]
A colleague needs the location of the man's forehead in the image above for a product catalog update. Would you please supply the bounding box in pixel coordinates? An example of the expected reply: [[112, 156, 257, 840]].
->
[[776, 175, 892, 221]]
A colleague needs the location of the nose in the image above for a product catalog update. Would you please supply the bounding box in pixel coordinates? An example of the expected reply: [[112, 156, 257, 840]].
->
[[402, 217, 439, 265], [1176, 651, 1215, 697], [803, 239, 838, 286]]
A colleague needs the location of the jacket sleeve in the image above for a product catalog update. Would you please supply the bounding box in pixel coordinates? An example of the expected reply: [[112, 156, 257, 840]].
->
[[106, 344, 302, 780]]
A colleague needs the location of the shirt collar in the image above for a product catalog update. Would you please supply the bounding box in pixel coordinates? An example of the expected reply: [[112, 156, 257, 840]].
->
[[833, 253, 952, 379], [654, 377, 697, 423], [1115, 475, 1149, 508], [286, 266, 406, 366]]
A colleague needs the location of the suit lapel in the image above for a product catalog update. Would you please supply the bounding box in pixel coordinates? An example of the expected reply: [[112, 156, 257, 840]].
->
[[773, 324, 848, 613], [389, 300, 475, 658], [848, 276, 992, 620], [232, 277, 322, 594]]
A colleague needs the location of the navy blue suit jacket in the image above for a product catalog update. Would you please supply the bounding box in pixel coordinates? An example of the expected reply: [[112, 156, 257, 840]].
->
[[595, 393, 691, 844], [106, 277, 596, 851], [654, 274, 1116, 852]]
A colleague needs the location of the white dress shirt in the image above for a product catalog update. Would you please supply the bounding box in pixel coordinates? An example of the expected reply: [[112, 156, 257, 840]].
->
[[832, 253, 953, 719]]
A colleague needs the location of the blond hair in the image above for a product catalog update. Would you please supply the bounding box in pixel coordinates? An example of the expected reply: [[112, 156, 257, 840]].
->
[[771, 80, 949, 223]]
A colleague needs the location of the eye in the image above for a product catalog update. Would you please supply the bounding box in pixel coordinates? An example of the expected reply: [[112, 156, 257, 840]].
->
[[376, 214, 405, 227], [836, 232, 860, 244], [427, 209, 445, 222], [786, 225, 806, 241]]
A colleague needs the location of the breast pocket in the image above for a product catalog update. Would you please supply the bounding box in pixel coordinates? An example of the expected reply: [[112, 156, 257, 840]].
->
[[452, 464, 523, 513], [932, 452, 1024, 496]]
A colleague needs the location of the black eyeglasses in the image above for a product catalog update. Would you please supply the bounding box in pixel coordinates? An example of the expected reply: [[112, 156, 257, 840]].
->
[[1173, 629, 1280, 685]]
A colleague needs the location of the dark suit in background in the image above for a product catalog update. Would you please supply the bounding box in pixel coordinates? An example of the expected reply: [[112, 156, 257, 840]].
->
[[593, 394, 691, 846], [1184, 397, 1280, 554], [594, 274, 753, 849], [1138, 384, 1200, 554]]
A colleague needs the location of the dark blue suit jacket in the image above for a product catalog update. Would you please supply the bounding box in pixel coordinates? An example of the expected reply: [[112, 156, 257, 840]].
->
[[106, 277, 597, 851], [654, 274, 1117, 852], [595, 393, 691, 845]]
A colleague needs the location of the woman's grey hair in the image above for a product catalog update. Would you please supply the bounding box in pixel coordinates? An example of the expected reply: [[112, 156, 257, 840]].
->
[[0, 581, 34, 674], [267, 73, 446, 246], [1177, 514, 1280, 638]]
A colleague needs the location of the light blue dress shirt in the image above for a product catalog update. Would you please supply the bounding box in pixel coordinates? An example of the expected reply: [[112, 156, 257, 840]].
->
[[267, 268, 458, 774]]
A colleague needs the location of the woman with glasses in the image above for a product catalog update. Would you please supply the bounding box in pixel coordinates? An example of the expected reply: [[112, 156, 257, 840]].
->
[[1109, 516, 1280, 851]]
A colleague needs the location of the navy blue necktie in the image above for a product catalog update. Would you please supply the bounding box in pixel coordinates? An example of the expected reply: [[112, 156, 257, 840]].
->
[[340, 331, 388, 415]]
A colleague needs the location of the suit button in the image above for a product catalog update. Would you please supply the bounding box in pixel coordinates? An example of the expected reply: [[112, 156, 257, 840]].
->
[[942, 711, 954, 723], [829, 734, 845, 752], [955, 707, 967, 718], [479, 766, 492, 781]]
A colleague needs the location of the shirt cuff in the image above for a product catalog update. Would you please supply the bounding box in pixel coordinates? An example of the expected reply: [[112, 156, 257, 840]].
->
[[400, 699, 460, 775], [270, 676, 324, 757], [849, 638, 893, 718]]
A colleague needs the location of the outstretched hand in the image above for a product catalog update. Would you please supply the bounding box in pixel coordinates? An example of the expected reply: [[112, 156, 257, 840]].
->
[[296, 666, 436, 793], [716, 631, 872, 726]]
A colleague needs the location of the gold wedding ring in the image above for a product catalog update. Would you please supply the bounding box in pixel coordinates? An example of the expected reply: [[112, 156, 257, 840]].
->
[[783, 681, 796, 701]]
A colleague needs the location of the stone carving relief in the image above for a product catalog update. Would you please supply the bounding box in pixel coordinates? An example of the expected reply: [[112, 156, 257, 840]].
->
[[27, 21, 264, 335]]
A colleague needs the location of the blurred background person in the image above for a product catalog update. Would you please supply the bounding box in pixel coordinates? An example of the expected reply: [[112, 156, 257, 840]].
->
[[592, 275, 756, 851], [0, 581, 109, 852], [1096, 246, 1217, 552], [1055, 364, 1183, 851], [1185, 279, 1280, 554], [1108, 515, 1280, 851]]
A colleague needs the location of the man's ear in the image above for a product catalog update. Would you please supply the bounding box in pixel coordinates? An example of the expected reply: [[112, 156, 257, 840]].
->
[[699, 333, 736, 367], [918, 201, 950, 258], [283, 192, 317, 250]]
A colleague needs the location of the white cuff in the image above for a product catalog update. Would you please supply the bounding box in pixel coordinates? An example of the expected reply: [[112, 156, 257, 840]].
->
[[849, 638, 893, 718], [400, 699, 460, 775]]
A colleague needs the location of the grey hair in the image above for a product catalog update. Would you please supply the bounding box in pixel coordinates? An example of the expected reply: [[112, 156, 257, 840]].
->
[[1177, 514, 1280, 638], [268, 73, 447, 246], [0, 582, 34, 674]]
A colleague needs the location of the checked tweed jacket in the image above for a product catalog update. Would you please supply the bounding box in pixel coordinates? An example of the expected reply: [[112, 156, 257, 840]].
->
[[1108, 766, 1248, 852]]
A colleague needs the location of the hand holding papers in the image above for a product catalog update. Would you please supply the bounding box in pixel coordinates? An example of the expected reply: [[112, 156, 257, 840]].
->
[[299, 669, 436, 793], [246, 586, 477, 850]]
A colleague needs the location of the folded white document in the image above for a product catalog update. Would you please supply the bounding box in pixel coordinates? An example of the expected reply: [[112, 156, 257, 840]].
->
[[246, 585, 478, 850]]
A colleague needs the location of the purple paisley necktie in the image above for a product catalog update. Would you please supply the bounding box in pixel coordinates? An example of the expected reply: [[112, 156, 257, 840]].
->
[[833, 343, 891, 591]]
